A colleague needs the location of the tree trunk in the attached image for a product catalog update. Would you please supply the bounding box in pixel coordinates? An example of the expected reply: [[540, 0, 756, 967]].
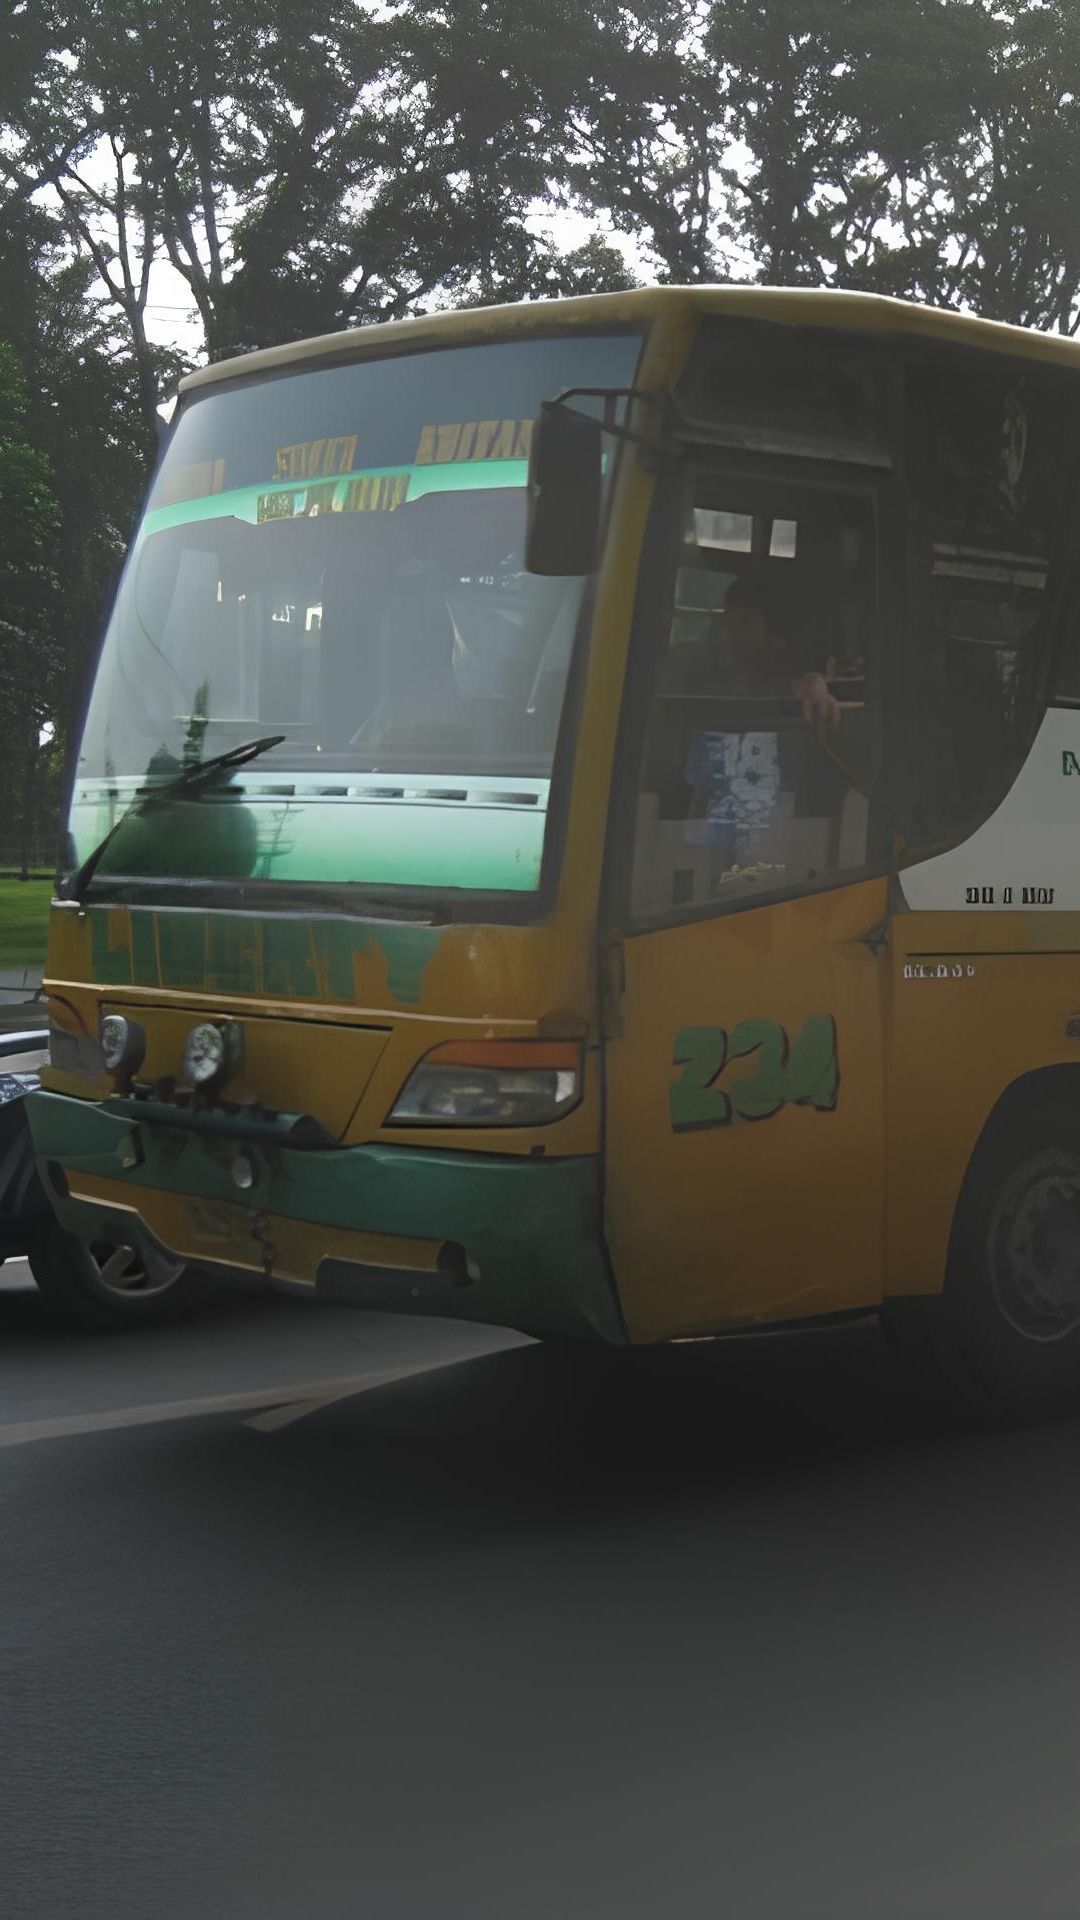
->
[[19, 736, 37, 881]]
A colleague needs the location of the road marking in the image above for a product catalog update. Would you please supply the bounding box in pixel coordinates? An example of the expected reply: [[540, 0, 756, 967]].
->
[[243, 1391, 362, 1434], [0, 1256, 33, 1294], [0, 1354, 483, 1451], [241, 1356, 465, 1432]]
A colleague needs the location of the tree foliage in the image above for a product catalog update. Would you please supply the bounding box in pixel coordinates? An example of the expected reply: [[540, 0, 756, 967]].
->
[[0, 192, 174, 867], [0, 312, 61, 874], [6, 0, 1080, 862], [8, 2, 1080, 386]]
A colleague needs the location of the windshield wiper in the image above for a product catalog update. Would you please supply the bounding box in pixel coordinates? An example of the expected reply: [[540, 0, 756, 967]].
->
[[64, 734, 286, 905]]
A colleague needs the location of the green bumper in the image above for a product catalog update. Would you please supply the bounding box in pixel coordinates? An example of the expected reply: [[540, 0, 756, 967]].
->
[[24, 1090, 626, 1345]]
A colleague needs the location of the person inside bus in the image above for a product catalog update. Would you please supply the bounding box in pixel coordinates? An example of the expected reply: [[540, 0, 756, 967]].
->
[[679, 567, 869, 860], [697, 569, 842, 738]]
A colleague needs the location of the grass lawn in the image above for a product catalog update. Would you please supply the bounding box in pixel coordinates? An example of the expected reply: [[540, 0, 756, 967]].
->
[[0, 878, 53, 972]]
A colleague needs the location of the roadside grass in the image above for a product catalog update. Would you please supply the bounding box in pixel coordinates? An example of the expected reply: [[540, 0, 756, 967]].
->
[[0, 878, 53, 972]]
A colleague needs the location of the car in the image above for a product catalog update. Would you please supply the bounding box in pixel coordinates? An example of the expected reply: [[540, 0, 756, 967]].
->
[[0, 1030, 206, 1329]]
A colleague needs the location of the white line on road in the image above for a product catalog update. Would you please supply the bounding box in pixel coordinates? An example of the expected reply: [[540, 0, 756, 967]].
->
[[242, 1390, 365, 1434], [0, 1354, 482, 1451], [241, 1356, 468, 1431], [0, 1256, 33, 1293]]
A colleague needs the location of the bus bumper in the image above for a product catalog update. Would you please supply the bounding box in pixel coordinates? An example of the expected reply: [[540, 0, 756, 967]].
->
[[23, 1091, 626, 1345]]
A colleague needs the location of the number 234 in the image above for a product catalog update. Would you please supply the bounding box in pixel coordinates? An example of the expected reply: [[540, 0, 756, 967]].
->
[[668, 1016, 838, 1132]]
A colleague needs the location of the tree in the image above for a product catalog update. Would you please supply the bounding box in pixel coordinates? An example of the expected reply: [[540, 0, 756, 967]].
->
[[0, 190, 174, 868], [556, 1, 725, 284], [0, 327, 60, 875], [699, 0, 995, 290], [3, 0, 690, 411], [884, 0, 1080, 331]]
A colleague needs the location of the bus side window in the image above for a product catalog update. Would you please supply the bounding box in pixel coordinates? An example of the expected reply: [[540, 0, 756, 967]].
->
[[903, 358, 1077, 853], [629, 480, 883, 922]]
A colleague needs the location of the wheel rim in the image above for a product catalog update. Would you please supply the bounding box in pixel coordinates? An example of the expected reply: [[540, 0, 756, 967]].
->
[[87, 1241, 185, 1304], [988, 1150, 1080, 1343]]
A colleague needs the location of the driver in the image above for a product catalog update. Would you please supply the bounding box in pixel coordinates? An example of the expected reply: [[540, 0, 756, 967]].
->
[[681, 568, 870, 875], [707, 570, 842, 741]]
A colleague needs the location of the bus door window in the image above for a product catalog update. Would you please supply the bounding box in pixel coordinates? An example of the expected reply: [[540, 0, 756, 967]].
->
[[904, 358, 1079, 854], [630, 478, 883, 921]]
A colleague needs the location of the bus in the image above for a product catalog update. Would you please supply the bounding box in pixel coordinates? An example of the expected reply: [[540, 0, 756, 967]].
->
[[24, 285, 1080, 1416]]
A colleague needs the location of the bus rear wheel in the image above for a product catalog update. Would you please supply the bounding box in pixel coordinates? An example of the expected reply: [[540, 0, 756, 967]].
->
[[29, 1215, 207, 1331], [886, 1108, 1080, 1422]]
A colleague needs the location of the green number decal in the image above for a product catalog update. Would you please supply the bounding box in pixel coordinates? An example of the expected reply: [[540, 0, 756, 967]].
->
[[669, 1027, 731, 1132], [786, 1014, 839, 1110], [667, 1016, 838, 1131], [727, 1019, 789, 1121]]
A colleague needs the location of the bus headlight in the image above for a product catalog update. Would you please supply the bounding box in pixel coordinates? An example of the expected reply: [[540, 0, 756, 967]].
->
[[99, 1013, 146, 1078], [182, 1019, 243, 1088], [388, 1041, 582, 1127]]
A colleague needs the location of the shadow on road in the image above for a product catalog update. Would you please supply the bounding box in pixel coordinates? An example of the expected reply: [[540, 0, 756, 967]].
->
[[168, 1313, 990, 1554], [165, 1323, 1080, 1919], [8, 1295, 1080, 1920], [0, 1259, 269, 1342]]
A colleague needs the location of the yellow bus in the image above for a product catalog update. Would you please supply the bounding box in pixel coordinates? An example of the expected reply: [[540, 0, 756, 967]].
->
[[25, 286, 1080, 1416]]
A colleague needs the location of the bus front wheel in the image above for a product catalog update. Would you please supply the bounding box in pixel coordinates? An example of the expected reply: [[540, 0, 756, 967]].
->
[[885, 1109, 1080, 1421]]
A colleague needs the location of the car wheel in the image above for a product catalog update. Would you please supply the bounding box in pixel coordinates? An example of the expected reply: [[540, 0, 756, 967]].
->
[[28, 1215, 208, 1330], [884, 1103, 1080, 1422]]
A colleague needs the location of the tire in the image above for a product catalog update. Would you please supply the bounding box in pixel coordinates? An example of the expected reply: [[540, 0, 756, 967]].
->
[[885, 1101, 1080, 1422], [28, 1215, 208, 1331]]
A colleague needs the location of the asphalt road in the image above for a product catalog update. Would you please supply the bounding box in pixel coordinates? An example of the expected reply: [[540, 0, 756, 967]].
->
[[3, 1261, 1080, 1920]]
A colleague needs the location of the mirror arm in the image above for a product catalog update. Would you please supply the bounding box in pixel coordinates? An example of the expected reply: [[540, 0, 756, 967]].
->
[[544, 387, 666, 454]]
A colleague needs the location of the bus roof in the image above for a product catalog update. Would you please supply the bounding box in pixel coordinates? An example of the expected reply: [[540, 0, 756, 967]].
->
[[179, 284, 1080, 396]]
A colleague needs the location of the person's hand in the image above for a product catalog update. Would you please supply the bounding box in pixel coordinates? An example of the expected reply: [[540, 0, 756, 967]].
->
[[791, 671, 841, 741]]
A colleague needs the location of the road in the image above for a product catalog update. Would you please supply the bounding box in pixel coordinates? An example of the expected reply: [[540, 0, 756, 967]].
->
[[2, 1260, 1080, 1920]]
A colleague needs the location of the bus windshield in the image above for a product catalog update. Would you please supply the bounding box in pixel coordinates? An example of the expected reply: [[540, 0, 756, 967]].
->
[[70, 331, 641, 898]]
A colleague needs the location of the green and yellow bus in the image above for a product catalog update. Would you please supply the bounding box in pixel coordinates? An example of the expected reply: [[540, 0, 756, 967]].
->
[[25, 286, 1080, 1415]]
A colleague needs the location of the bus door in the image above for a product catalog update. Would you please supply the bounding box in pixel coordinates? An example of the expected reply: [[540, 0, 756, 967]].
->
[[602, 467, 893, 1344], [880, 348, 1080, 1304]]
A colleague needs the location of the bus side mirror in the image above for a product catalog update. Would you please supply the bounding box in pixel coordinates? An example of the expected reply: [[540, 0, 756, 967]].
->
[[525, 402, 602, 575]]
